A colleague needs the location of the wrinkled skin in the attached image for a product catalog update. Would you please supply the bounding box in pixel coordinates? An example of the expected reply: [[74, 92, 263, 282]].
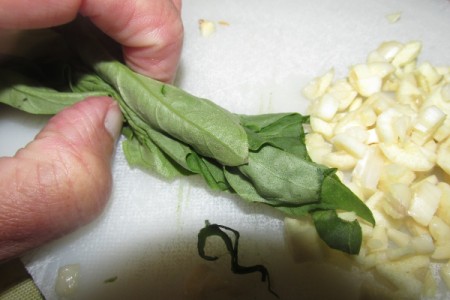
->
[[0, 0, 184, 261]]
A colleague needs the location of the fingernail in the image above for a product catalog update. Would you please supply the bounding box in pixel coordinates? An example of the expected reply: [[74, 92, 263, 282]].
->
[[104, 102, 123, 141]]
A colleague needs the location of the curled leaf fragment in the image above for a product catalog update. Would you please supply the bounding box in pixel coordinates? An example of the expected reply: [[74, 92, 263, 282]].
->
[[197, 221, 279, 298]]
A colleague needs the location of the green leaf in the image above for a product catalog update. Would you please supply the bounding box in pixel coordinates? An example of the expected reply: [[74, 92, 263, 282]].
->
[[0, 24, 375, 255], [122, 133, 188, 178], [197, 221, 279, 298], [311, 210, 363, 255], [239, 113, 310, 159], [223, 166, 276, 205], [186, 153, 230, 191], [320, 174, 375, 225], [0, 67, 104, 114], [82, 57, 250, 167], [103, 276, 118, 284], [237, 146, 325, 204]]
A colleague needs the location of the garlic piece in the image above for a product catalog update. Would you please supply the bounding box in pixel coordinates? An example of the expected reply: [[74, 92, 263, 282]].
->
[[55, 264, 80, 298], [198, 19, 216, 37]]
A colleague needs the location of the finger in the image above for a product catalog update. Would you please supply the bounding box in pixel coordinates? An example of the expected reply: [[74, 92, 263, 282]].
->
[[0, 0, 184, 83], [171, 0, 182, 12], [0, 97, 122, 260], [0, 0, 81, 28], [80, 0, 184, 83]]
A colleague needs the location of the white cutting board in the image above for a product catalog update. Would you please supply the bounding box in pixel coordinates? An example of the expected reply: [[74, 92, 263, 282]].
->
[[1, 0, 449, 299]]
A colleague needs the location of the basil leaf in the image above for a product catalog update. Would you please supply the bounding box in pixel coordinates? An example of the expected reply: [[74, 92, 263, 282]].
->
[[311, 210, 362, 255], [197, 221, 279, 298], [320, 174, 375, 225], [0, 25, 375, 254], [186, 153, 230, 191], [237, 146, 324, 204], [83, 58, 250, 167], [239, 113, 310, 159], [122, 133, 188, 178], [0, 67, 104, 114], [223, 166, 276, 205]]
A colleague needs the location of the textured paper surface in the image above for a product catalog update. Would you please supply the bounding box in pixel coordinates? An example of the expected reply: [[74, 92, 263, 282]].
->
[[0, 0, 449, 299]]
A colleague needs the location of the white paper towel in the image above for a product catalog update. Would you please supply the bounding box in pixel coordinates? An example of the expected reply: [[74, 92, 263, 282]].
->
[[1, 0, 449, 299]]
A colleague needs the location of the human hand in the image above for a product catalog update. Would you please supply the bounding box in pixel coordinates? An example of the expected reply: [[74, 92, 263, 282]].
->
[[0, 0, 183, 261]]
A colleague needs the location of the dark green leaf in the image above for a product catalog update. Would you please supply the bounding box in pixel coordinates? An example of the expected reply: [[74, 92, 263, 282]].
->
[[197, 221, 279, 298], [320, 174, 375, 225], [103, 276, 118, 284], [311, 210, 363, 255]]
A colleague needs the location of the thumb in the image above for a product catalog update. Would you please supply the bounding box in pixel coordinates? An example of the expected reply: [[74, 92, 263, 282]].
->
[[0, 97, 122, 261]]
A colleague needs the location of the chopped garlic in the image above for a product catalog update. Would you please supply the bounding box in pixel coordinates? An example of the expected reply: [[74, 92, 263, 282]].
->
[[414, 105, 446, 134], [434, 118, 450, 142], [423, 269, 438, 298], [417, 62, 443, 91], [379, 163, 416, 189], [392, 42, 422, 67], [376, 108, 403, 143], [375, 41, 404, 63], [55, 264, 80, 298], [386, 245, 415, 260], [437, 136, 450, 175], [328, 79, 358, 111], [349, 64, 384, 97], [379, 142, 435, 172], [412, 105, 446, 145], [302, 69, 334, 100], [375, 255, 430, 297], [315, 93, 339, 121], [333, 134, 369, 158], [397, 77, 422, 97], [367, 225, 388, 252], [296, 40, 450, 298], [386, 12, 401, 24], [352, 146, 384, 193], [198, 19, 216, 37], [411, 234, 435, 254], [437, 182, 450, 224], [432, 243, 450, 260], [383, 183, 411, 219], [429, 216, 450, 243], [323, 150, 357, 170], [387, 228, 411, 247], [441, 262, 450, 289], [305, 133, 332, 164], [218, 20, 230, 26], [408, 181, 441, 226], [348, 96, 363, 111], [309, 116, 334, 138], [442, 83, 450, 102]]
